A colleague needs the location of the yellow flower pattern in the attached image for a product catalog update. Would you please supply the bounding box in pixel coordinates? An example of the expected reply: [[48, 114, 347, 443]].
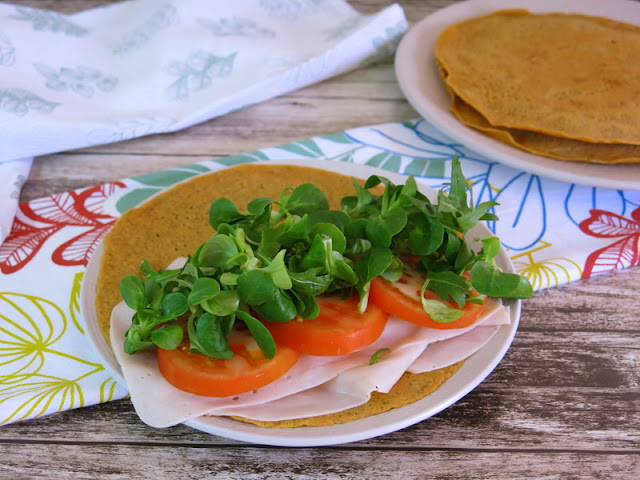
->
[[511, 241, 583, 291], [0, 290, 125, 424], [69, 272, 85, 334]]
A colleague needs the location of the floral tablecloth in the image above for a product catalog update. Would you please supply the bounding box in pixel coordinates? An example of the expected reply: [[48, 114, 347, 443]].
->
[[1, 118, 639, 425]]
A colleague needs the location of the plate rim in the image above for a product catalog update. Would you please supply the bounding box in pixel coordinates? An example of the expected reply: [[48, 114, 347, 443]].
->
[[394, 0, 640, 191], [80, 158, 521, 447]]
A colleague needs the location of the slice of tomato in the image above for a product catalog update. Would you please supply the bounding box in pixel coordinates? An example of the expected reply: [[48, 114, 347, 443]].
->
[[369, 270, 487, 330], [263, 294, 388, 356], [156, 325, 299, 397]]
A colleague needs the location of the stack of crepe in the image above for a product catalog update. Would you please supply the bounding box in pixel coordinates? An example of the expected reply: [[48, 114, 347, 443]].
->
[[434, 9, 640, 164]]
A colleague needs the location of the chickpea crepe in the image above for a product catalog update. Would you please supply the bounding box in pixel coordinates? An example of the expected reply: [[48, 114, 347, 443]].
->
[[434, 9, 640, 163], [449, 92, 640, 164], [97, 165, 462, 426], [98, 163, 518, 428]]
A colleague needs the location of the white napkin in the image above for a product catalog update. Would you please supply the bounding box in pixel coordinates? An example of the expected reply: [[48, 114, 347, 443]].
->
[[0, 158, 31, 243], [0, 0, 408, 244]]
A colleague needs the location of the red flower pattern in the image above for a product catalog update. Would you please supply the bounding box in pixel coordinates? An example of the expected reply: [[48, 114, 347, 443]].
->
[[579, 207, 640, 278], [0, 182, 125, 274]]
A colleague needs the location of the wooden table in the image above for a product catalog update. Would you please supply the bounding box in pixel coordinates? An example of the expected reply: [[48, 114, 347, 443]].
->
[[3, 1, 639, 478]]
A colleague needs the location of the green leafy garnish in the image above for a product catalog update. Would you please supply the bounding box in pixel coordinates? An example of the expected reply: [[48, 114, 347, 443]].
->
[[120, 156, 532, 359], [370, 348, 391, 365]]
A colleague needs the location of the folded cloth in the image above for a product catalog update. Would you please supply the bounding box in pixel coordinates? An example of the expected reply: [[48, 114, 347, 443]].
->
[[0, 157, 31, 243], [0, 0, 408, 244], [1, 118, 639, 426]]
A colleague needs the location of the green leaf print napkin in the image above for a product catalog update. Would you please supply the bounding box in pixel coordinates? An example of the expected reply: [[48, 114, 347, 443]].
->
[[0, 0, 408, 243], [1, 118, 638, 426]]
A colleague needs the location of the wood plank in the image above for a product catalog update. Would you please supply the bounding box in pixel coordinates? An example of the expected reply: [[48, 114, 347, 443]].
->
[[20, 154, 211, 202], [57, 86, 418, 156], [7, 0, 447, 23], [495, 330, 639, 389], [521, 268, 640, 332], [0, 443, 638, 480], [1, 382, 638, 451]]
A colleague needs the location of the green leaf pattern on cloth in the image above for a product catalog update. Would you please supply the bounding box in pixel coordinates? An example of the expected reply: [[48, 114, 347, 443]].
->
[[365, 151, 403, 171], [0, 88, 60, 116], [86, 116, 176, 145], [360, 19, 408, 67], [34, 63, 118, 98], [214, 151, 270, 166], [10, 6, 89, 37], [115, 165, 213, 213], [166, 50, 237, 101], [112, 3, 178, 58], [277, 139, 325, 158], [0, 33, 16, 67], [197, 16, 276, 39]]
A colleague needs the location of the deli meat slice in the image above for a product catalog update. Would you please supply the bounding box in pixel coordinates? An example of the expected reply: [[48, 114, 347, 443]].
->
[[111, 298, 509, 427]]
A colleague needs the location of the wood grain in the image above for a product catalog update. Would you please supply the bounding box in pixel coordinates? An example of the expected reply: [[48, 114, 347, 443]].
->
[[2, 1, 640, 479], [2, 443, 639, 480]]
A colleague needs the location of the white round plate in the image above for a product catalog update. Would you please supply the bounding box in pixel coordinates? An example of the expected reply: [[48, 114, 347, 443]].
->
[[395, 0, 640, 191], [80, 159, 521, 447]]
